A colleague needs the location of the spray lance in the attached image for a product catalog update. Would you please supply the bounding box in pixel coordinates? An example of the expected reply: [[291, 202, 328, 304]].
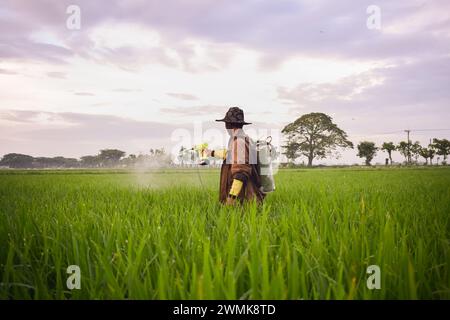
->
[[188, 142, 211, 191]]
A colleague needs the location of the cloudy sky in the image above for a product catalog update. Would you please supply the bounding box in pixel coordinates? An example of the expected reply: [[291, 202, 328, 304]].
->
[[1, 0, 449, 164]]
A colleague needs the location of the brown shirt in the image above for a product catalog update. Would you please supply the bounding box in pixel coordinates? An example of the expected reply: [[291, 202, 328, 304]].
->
[[219, 129, 265, 204]]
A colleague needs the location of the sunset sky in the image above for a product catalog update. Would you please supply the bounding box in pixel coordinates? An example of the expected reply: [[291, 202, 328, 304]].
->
[[1, 0, 449, 164]]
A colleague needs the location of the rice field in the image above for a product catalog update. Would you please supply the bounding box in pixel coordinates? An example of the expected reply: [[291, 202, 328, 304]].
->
[[0, 167, 449, 299]]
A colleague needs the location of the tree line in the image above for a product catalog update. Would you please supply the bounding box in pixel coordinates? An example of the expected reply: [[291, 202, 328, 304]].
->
[[0, 148, 172, 169], [282, 112, 450, 166], [356, 139, 449, 166], [1, 112, 448, 168]]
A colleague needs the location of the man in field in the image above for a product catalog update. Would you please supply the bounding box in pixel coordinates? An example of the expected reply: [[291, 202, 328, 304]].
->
[[208, 107, 265, 205]]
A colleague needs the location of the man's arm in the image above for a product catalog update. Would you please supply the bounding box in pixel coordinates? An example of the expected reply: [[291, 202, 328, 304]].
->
[[228, 136, 252, 201], [209, 149, 227, 160]]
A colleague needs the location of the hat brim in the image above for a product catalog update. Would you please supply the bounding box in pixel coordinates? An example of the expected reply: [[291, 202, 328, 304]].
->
[[215, 119, 252, 125]]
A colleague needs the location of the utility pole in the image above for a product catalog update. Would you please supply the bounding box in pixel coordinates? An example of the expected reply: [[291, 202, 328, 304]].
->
[[404, 129, 411, 165]]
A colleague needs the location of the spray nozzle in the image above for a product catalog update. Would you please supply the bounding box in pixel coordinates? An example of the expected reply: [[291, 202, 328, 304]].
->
[[192, 143, 210, 165]]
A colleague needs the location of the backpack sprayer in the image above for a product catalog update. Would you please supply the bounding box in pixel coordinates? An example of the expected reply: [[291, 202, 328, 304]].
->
[[256, 136, 277, 194]]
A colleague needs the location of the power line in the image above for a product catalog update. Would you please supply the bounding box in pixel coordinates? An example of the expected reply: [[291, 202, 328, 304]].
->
[[377, 130, 405, 135], [411, 128, 450, 132], [351, 128, 450, 137]]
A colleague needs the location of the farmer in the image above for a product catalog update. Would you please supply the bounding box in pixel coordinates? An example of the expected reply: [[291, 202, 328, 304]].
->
[[208, 107, 265, 205]]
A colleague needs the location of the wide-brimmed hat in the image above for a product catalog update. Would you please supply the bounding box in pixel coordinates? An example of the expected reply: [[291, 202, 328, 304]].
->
[[215, 107, 252, 125]]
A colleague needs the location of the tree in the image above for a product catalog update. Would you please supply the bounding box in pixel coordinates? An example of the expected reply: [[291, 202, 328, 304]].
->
[[98, 149, 126, 167], [282, 140, 300, 164], [432, 138, 450, 165], [419, 147, 433, 165], [357, 141, 378, 166], [429, 147, 436, 165], [33, 157, 53, 168], [420, 144, 436, 165], [397, 141, 412, 164], [410, 141, 422, 164], [381, 142, 396, 165], [281, 113, 353, 166], [121, 154, 137, 167], [34, 156, 79, 168], [0, 153, 34, 168], [80, 155, 100, 167], [135, 148, 172, 168]]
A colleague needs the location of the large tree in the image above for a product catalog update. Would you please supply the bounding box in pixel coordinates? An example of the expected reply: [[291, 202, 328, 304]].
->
[[357, 141, 378, 166], [0, 153, 34, 168], [98, 149, 126, 167], [432, 138, 450, 164], [80, 155, 100, 168], [381, 142, 396, 165], [281, 113, 353, 166]]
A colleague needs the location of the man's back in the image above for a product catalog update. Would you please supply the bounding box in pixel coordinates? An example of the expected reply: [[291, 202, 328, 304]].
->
[[218, 129, 265, 204]]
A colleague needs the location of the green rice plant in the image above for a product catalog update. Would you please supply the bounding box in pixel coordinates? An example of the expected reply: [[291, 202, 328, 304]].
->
[[0, 167, 448, 299]]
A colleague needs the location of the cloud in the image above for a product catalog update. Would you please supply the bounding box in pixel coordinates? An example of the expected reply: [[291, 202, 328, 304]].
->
[[0, 68, 18, 75], [47, 71, 66, 79], [160, 105, 226, 116], [0, 110, 183, 157], [166, 93, 199, 100], [74, 92, 95, 96], [280, 56, 450, 108], [278, 55, 450, 137], [112, 88, 142, 92], [2, 0, 448, 70], [0, 110, 40, 123]]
